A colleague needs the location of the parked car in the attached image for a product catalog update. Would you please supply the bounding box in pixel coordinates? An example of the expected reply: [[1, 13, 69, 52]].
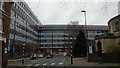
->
[[37, 54, 44, 58], [30, 54, 37, 60], [62, 52, 67, 56], [46, 54, 53, 59]]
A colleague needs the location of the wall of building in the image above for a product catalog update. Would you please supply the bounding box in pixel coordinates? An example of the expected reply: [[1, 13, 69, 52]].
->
[[39, 25, 108, 53], [108, 15, 120, 35], [0, 11, 2, 67], [0, 2, 15, 66], [39, 25, 68, 53], [108, 15, 120, 52], [0, 1, 3, 67], [0, 1, 42, 59], [0, 16, 2, 67], [116, 38, 120, 47], [0, 39, 2, 67], [87, 25, 108, 40], [10, 2, 40, 46], [95, 15, 120, 53], [95, 38, 117, 53]]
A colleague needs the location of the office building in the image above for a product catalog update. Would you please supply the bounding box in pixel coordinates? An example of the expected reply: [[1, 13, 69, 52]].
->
[[0, 1, 42, 59], [8, 1, 42, 58], [39, 25, 108, 53], [39, 25, 68, 53], [0, 1, 43, 65]]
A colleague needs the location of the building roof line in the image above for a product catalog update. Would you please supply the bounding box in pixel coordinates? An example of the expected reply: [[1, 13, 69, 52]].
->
[[108, 14, 120, 24]]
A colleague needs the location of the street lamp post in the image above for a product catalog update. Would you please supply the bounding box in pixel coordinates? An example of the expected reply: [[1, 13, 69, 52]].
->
[[81, 10, 89, 61]]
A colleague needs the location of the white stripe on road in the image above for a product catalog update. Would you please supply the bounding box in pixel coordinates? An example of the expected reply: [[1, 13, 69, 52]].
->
[[27, 64, 32, 66], [35, 64, 40, 66], [17, 59, 21, 60], [50, 63, 55, 65], [43, 63, 47, 65], [59, 62, 63, 65]]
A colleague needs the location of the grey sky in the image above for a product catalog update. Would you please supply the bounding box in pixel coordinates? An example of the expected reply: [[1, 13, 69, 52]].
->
[[24, 0, 120, 25]]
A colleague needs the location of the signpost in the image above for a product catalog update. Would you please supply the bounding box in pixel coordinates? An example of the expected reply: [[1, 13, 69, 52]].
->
[[89, 46, 92, 54]]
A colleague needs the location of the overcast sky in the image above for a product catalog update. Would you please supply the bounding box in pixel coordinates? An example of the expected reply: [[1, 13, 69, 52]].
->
[[24, 0, 120, 25]]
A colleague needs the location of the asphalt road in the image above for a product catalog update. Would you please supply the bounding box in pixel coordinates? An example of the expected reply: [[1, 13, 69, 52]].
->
[[26, 55, 70, 66], [8, 54, 70, 66], [8, 54, 119, 67]]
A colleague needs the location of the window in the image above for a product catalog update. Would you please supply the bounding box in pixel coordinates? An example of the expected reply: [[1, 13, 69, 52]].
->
[[118, 21, 120, 31], [13, 3, 16, 7], [0, 1, 2, 10], [115, 22, 119, 31], [2, 2, 5, 11], [0, 18, 3, 32], [16, 5, 18, 9], [11, 10, 16, 20]]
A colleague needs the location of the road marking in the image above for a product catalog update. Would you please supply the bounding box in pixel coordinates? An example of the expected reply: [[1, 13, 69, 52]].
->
[[35, 64, 40, 66], [62, 57, 65, 65], [9, 59, 21, 61], [51, 63, 55, 65], [17, 59, 21, 60], [43, 63, 47, 65], [27, 64, 32, 66], [59, 62, 63, 65]]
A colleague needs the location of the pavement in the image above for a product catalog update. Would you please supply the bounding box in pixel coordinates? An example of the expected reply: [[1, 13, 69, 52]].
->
[[68, 58, 120, 66], [8, 55, 120, 66]]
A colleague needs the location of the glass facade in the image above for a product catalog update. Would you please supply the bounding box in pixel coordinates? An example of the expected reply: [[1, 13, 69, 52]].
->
[[39, 25, 108, 49], [9, 2, 40, 46], [40, 26, 66, 49], [8, 2, 42, 58], [40, 31, 64, 48]]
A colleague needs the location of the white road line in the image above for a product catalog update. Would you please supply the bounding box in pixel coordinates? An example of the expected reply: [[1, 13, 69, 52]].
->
[[27, 64, 32, 66], [17, 59, 21, 60], [51, 63, 55, 65], [62, 57, 65, 65], [35, 64, 40, 66], [59, 62, 63, 65], [43, 63, 47, 65]]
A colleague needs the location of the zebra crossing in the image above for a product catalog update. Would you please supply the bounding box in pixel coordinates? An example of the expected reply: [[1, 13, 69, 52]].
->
[[27, 62, 64, 66]]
